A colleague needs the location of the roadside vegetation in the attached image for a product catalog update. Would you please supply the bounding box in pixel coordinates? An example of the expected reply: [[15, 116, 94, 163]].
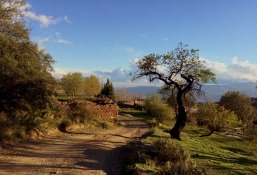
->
[[120, 89, 257, 175], [0, 0, 118, 143], [1, 1, 257, 174], [121, 107, 257, 175]]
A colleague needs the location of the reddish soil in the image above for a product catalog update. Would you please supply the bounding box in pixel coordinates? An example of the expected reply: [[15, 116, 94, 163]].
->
[[0, 116, 150, 175]]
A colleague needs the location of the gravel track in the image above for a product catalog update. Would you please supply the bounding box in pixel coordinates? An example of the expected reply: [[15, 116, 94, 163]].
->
[[0, 116, 150, 175]]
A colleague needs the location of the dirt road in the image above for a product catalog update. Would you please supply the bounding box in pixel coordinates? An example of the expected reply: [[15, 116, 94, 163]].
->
[[0, 116, 150, 175]]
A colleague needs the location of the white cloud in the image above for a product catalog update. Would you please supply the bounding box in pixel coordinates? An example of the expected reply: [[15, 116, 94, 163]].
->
[[202, 57, 257, 82], [53, 67, 93, 79], [53, 57, 257, 87], [25, 11, 58, 27], [24, 3, 71, 27]]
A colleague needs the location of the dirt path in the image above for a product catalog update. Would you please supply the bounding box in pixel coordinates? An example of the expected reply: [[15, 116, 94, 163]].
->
[[0, 116, 150, 175]]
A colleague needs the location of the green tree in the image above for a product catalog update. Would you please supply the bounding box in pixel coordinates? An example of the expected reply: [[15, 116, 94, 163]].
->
[[101, 78, 115, 100], [132, 43, 216, 140], [0, 0, 56, 131], [61, 72, 84, 96], [193, 103, 240, 136], [83, 75, 101, 97], [219, 91, 256, 136]]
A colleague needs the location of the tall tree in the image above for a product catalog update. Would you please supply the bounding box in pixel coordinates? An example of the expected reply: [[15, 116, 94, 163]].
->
[[0, 0, 55, 115], [83, 75, 101, 97], [61, 72, 84, 96], [132, 43, 216, 140]]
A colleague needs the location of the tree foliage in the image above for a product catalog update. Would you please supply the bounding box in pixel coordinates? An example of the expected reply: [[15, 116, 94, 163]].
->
[[61, 72, 84, 96], [219, 91, 255, 122], [132, 43, 216, 140], [219, 91, 257, 137], [0, 0, 55, 115], [193, 103, 240, 136], [0, 0, 56, 135], [101, 78, 115, 100], [144, 93, 175, 123], [83, 75, 101, 97]]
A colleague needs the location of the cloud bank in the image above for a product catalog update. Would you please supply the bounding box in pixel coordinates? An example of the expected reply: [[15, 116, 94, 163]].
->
[[53, 57, 257, 86], [203, 57, 257, 83]]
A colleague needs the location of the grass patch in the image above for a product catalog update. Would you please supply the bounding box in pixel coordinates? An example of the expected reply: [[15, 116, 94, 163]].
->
[[122, 108, 257, 175], [150, 122, 257, 174], [120, 108, 153, 121]]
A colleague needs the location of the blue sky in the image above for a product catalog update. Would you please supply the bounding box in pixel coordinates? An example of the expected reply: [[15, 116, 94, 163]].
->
[[24, 0, 257, 85]]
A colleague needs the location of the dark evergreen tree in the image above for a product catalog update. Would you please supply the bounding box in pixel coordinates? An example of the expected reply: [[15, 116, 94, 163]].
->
[[101, 79, 115, 100]]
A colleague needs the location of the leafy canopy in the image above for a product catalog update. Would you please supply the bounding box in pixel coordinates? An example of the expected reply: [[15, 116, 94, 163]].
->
[[133, 42, 216, 95], [83, 75, 101, 97], [61, 72, 84, 96], [0, 0, 55, 115]]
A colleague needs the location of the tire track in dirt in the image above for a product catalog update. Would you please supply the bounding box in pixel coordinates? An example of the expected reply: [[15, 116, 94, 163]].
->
[[0, 116, 150, 175]]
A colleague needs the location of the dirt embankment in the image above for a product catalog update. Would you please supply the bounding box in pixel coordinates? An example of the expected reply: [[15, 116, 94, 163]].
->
[[0, 116, 150, 175]]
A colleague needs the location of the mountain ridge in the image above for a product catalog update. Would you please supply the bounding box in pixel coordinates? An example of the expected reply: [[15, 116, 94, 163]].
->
[[125, 82, 257, 102]]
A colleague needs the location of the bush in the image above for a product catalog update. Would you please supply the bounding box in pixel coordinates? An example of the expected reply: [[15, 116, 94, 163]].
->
[[153, 138, 190, 163], [144, 93, 175, 123], [69, 102, 101, 123], [121, 139, 208, 175], [193, 103, 241, 135], [154, 139, 207, 175]]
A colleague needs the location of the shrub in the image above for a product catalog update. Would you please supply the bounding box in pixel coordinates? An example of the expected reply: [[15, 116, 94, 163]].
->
[[144, 93, 175, 123], [193, 103, 241, 135], [153, 139, 190, 163], [122, 139, 208, 175], [153, 139, 207, 175], [69, 102, 101, 123]]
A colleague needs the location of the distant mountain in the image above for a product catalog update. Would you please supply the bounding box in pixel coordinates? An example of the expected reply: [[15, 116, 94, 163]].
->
[[201, 82, 257, 102], [126, 82, 257, 102], [126, 86, 160, 95]]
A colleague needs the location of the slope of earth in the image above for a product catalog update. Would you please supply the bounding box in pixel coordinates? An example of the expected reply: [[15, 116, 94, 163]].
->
[[0, 115, 150, 175]]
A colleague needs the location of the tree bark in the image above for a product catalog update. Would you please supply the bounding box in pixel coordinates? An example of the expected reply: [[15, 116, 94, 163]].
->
[[169, 92, 187, 140]]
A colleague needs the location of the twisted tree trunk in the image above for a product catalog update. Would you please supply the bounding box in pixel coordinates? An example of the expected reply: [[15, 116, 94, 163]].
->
[[169, 91, 187, 140]]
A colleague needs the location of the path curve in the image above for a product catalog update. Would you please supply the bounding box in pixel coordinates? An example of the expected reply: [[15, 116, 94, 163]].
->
[[0, 116, 150, 175]]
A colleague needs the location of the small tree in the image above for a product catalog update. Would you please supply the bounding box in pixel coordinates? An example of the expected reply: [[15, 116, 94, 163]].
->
[[101, 78, 115, 100], [83, 75, 101, 97], [193, 103, 240, 136], [132, 43, 216, 140], [219, 91, 256, 136], [61, 72, 84, 96]]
